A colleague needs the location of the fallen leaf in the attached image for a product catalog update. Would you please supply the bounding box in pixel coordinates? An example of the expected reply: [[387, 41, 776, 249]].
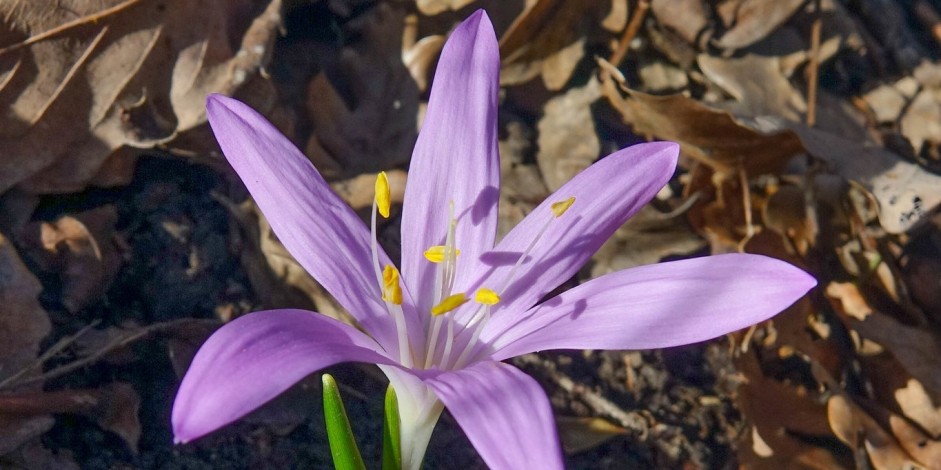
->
[[0, 383, 141, 453], [650, 0, 711, 48], [697, 54, 806, 121], [895, 379, 941, 438], [0, 233, 52, 456], [21, 206, 122, 313], [556, 416, 627, 455], [305, 4, 418, 178], [536, 77, 601, 191], [713, 0, 808, 50], [499, 0, 609, 88], [0, 0, 281, 194], [415, 0, 476, 16], [827, 395, 917, 470], [402, 15, 445, 93]]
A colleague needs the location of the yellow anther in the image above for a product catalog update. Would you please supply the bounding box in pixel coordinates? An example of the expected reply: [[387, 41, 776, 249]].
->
[[381, 265, 402, 305], [551, 197, 575, 217], [474, 288, 501, 305], [423, 246, 461, 263], [431, 293, 468, 316], [375, 171, 391, 218]]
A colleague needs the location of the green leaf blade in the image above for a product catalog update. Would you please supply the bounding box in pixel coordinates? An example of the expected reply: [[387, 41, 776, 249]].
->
[[322, 374, 366, 470], [382, 384, 401, 470]]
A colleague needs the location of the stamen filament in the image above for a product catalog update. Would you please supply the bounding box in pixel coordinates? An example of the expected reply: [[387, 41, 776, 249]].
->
[[496, 197, 574, 295], [423, 315, 443, 369], [440, 317, 455, 369], [371, 182, 412, 367], [453, 306, 490, 368]]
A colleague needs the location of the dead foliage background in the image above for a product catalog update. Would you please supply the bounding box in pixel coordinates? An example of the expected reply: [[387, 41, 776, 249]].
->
[[1, 0, 941, 468]]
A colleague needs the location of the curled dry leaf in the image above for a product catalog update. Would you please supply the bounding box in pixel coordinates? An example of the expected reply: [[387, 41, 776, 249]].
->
[[0, 383, 141, 453], [21, 206, 122, 313], [895, 379, 941, 439], [415, 0, 476, 16], [697, 54, 807, 121], [0, 234, 52, 455], [556, 416, 627, 455], [0, 0, 281, 194], [827, 395, 918, 470], [650, 0, 711, 48], [536, 77, 601, 191], [305, 4, 418, 178], [402, 15, 445, 92], [602, 83, 804, 175], [499, 0, 612, 89], [712, 0, 808, 50], [603, 80, 941, 233]]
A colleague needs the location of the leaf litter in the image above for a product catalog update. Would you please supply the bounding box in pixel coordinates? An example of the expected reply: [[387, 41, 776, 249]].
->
[[1, 0, 941, 468]]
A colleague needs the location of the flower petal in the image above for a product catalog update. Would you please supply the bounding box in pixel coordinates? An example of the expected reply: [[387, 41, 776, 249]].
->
[[400, 11, 501, 313], [172, 309, 394, 443], [482, 254, 816, 360], [206, 94, 420, 354], [467, 142, 679, 319], [423, 361, 563, 470]]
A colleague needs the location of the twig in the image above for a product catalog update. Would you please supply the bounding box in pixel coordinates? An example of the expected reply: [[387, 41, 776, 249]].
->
[[805, 0, 822, 126], [736, 163, 755, 253], [0, 0, 142, 57], [0, 321, 100, 390], [608, 0, 650, 68], [3, 318, 219, 390], [652, 191, 702, 220], [515, 354, 649, 437]]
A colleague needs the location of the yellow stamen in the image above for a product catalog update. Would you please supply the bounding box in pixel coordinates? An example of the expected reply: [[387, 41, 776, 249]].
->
[[551, 197, 575, 217], [424, 246, 461, 263], [381, 265, 402, 305], [431, 293, 468, 316], [375, 171, 391, 218], [474, 288, 500, 305]]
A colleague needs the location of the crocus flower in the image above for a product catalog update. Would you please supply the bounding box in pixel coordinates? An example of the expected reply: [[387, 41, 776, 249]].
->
[[172, 10, 815, 469]]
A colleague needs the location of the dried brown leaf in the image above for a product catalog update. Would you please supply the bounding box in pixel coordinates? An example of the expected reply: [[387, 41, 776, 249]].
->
[[0, 384, 141, 453], [499, 0, 607, 87], [827, 395, 918, 470], [697, 54, 806, 121], [306, 4, 418, 178], [536, 78, 601, 191], [650, 0, 711, 47], [0, 233, 51, 385], [415, 0, 476, 16], [21, 206, 121, 313], [603, 84, 805, 175], [556, 416, 627, 455], [0, 0, 280, 194], [713, 0, 807, 50]]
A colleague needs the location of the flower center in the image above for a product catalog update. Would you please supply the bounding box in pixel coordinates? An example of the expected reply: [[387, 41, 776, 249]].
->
[[370, 172, 574, 370]]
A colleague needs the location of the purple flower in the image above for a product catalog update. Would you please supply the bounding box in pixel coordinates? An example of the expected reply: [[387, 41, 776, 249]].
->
[[172, 10, 815, 469]]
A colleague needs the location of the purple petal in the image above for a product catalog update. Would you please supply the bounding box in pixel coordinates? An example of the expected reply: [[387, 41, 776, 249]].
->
[[481, 254, 816, 360], [424, 361, 563, 470], [466, 142, 679, 320], [172, 309, 394, 442], [206, 94, 422, 355], [400, 11, 501, 313]]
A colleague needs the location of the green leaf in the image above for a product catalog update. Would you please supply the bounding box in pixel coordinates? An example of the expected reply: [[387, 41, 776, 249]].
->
[[382, 383, 401, 470], [322, 374, 366, 470]]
